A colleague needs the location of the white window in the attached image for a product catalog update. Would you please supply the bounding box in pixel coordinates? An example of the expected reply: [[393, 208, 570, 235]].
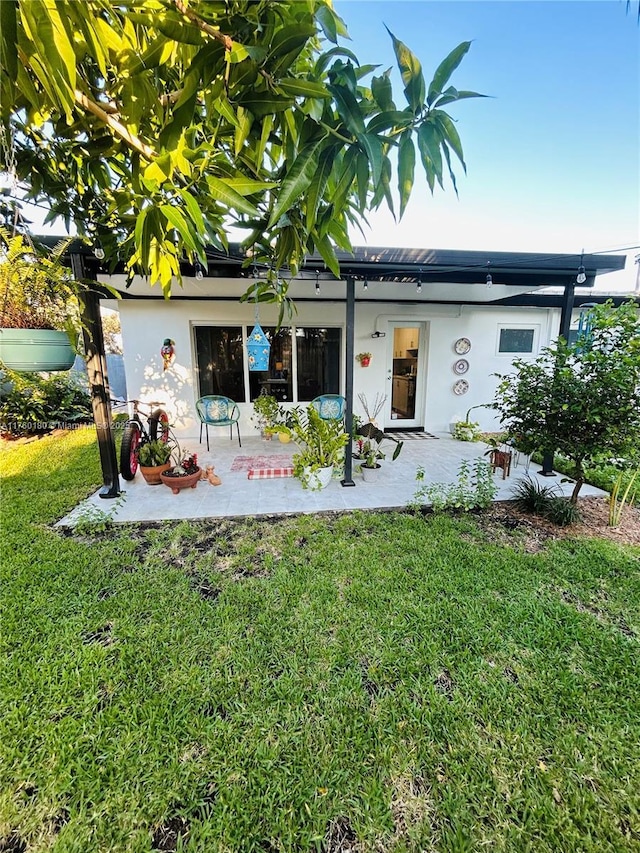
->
[[497, 325, 539, 355]]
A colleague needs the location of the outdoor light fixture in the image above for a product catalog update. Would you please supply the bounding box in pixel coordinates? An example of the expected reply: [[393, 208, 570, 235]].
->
[[315, 270, 320, 295], [576, 252, 587, 284], [94, 241, 105, 260], [194, 259, 205, 281], [363, 278, 368, 290], [485, 261, 493, 288], [417, 269, 423, 294]]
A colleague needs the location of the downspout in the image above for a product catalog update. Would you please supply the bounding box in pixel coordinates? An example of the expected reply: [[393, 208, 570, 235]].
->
[[341, 275, 355, 487], [70, 252, 121, 498], [540, 278, 575, 477]]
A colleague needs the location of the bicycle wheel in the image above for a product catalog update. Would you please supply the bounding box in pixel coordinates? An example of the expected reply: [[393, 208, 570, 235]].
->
[[120, 420, 142, 480], [150, 408, 170, 442]]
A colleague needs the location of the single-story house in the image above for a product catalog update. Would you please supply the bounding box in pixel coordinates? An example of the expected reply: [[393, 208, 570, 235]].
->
[[58, 241, 632, 495]]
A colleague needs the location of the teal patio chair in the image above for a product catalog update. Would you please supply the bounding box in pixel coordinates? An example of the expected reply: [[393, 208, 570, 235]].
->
[[195, 395, 241, 450], [311, 394, 346, 422]]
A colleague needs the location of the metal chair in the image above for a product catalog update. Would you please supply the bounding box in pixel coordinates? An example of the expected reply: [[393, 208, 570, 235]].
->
[[311, 394, 346, 422], [195, 396, 241, 450]]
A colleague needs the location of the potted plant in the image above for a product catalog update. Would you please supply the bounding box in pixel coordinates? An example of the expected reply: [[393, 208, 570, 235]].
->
[[356, 352, 372, 367], [354, 420, 403, 481], [0, 230, 82, 372], [273, 404, 296, 443], [137, 438, 173, 484], [451, 404, 488, 441], [251, 391, 279, 440], [159, 446, 201, 494], [278, 404, 349, 490]]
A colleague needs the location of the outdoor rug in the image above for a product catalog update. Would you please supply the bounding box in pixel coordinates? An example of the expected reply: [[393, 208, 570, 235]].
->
[[385, 431, 439, 440], [231, 454, 294, 472]]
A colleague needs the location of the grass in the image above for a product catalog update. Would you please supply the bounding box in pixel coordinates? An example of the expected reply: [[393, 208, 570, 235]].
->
[[1, 430, 639, 852]]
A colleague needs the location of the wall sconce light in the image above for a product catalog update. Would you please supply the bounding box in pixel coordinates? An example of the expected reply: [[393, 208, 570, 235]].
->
[[194, 260, 205, 281], [315, 270, 320, 295], [93, 241, 105, 260], [363, 278, 368, 291]]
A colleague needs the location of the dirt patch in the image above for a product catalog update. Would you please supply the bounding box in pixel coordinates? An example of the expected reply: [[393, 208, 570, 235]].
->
[[478, 498, 640, 550], [151, 816, 189, 852], [323, 817, 360, 852]]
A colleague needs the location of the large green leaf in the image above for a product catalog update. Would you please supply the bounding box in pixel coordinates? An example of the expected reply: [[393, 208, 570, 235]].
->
[[206, 175, 260, 216], [223, 177, 277, 196], [160, 204, 197, 252], [398, 132, 415, 219], [236, 91, 294, 118], [385, 27, 425, 114], [427, 41, 472, 106], [1, 0, 19, 83], [359, 133, 383, 187], [431, 110, 466, 170], [268, 139, 324, 229], [417, 122, 443, 191], [328, 83, 365, 137], [432, 86, 487, 108], [371, 70, 396, 112], [277, 78, 331, 99], [305, 145, 337, 231]]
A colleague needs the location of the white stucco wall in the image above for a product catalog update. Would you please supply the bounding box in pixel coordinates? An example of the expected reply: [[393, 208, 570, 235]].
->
[[116, 283, 561, 437]]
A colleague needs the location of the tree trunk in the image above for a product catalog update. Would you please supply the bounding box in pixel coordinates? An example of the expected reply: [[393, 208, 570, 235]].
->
[[570, 465, 585, 504]]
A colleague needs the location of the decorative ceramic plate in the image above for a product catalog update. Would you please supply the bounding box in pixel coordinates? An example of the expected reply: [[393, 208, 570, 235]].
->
[[454, 337, 471, 355], [453, 358, 469, 375], [453, 379, 469, 395]]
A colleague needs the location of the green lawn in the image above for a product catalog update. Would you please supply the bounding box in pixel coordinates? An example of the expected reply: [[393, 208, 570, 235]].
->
[[1, 431, 639, 852]]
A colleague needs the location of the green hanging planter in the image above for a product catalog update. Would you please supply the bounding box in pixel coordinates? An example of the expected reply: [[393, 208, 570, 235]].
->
[[0, 329, 76, 372]]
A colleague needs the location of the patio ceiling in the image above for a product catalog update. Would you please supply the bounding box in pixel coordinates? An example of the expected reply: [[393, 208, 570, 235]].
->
[[50, 238, 626, 304]]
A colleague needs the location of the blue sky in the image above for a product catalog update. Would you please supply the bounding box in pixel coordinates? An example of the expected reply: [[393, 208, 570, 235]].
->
[[336, 0, 639, 290]]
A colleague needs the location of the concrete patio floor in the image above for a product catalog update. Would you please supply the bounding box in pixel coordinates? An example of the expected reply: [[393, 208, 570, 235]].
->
[[57, 432, 607, 526]]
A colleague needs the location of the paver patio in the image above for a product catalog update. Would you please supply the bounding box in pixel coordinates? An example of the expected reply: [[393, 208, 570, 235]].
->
[[58, 433, 607, 526]]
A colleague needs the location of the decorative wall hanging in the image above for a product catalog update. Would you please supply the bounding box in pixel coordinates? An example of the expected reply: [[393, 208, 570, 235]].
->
[[453, 358, 469, 375], [454, 337, 471, 355], [246, 270, 272, 371], [453, 379, 469, 395], [161, 338, 175, 371]]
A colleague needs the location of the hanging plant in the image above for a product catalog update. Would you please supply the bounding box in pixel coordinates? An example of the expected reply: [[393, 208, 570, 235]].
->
[[356, 352, 372, 367], [0, 229, 82, 371]]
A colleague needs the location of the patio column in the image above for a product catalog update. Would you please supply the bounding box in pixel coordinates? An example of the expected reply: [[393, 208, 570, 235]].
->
[[341, 275, 356, 487], [70, 252, 121, 498]]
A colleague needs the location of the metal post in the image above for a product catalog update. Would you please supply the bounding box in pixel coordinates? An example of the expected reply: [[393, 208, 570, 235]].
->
[[70, 252, 121, 498], [341, 275, 356, 487]]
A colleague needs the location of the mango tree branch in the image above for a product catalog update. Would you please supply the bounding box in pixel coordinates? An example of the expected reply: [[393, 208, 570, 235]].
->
[[172, 0, 233, 51], [74, 90, 156, 161]]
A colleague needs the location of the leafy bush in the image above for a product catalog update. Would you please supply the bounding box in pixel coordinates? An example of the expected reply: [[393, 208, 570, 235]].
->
[[545, 496, 581, 527], [452, 420, 481, 441], [510, 475, 581, 527], [511, 476, 557, 514], [411, 458, 497, 512], [0, 369, 92, 435]]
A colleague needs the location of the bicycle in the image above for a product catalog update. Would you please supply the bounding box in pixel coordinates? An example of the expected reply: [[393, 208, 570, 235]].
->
[[118, 399, 170, 481]]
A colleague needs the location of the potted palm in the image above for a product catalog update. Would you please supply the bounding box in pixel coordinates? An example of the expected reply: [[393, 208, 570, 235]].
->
[[0, 230, 82, 372], [137, 438, 173, 484], [278, 404, 349, 490]]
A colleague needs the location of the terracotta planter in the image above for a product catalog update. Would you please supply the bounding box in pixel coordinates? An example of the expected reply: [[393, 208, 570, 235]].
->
[[359, 356, 371, 367], [159, 467, 201, 494], [140, 462, 171, 485], [0, 329, 75, 372]]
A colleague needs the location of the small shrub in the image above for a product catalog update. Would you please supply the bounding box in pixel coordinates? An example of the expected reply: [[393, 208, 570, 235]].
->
[[0, 369, 92, 435], [411, 458, 497, 512], [511, 476, 556, 514], [452, 420, 481, 442], [545, 496, 581, 527], [609, 467, 639, 527]]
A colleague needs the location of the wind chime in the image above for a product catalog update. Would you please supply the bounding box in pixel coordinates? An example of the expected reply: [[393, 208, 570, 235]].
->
[[246, 269, 271, 371]]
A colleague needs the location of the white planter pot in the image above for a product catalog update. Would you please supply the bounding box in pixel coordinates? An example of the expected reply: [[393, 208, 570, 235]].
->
[[361, 463, 381, 483], [302, 465, 333, 490]]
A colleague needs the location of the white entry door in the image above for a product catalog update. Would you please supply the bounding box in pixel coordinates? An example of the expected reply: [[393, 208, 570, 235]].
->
[[385, 322, 428, 430]]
